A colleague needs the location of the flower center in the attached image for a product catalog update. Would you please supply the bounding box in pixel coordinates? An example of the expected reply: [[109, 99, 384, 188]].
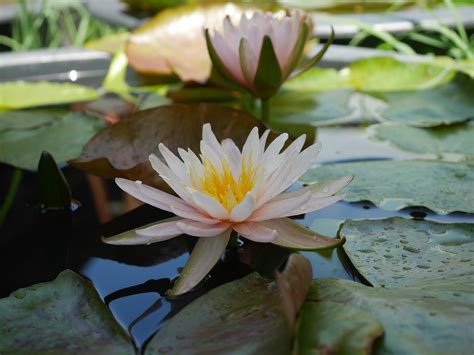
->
[[193, 156, 256, 211]]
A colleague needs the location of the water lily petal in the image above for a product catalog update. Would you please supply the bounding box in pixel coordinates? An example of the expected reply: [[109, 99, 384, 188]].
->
[[116, 178, 191, 213], [177, 220, 231, 237], [202, 123, 226, 160], [241, 126, 261, 165], [170, 206, 219, 224], [212, 30, 246, 86], [102, 217, 183, 245], [221, 138, 241, 178], [250, 191, 311, 221], [264, 131, 288, 158], [200, 140, 223, 172], [188, 190, 229, 220], [271, 175, 353, 202], [230, 192, 256, 222], [136, 219, 183, 240], [149, 153, 194, 204], [169, 229, 231, 296], [257, 135, 308, 206], [233, 221, 277, 243], [261, 218, 343, 250], [259, 129, 270, 151], [297, 194, 346, 215], [239, 37, 259, 86], [158, 143, 189, 183]]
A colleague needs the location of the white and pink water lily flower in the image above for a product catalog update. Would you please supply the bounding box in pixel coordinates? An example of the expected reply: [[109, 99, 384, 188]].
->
[[103, 124, 351, 295], [205, 10, 333, 99]]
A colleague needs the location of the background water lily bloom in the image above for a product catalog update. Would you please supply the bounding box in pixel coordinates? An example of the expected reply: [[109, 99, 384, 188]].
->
[[205, 10, 334, 102], [103, 124, 352, 295]]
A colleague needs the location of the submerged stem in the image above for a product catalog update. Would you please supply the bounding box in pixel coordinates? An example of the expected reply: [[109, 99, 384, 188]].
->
[[260, 98, 270, 123]]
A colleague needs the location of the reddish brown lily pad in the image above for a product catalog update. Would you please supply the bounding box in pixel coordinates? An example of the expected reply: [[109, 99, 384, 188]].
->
[[70, 103, 278, 189]]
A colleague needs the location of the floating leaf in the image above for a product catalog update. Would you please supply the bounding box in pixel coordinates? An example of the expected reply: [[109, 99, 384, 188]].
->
[[148, 273, 289, 354], [148, 254, 312, 355], [340, 217, 474, 288], [430, 56, 474, 78], [308, 216, 474, 354], [377, 75, 474, 127], [295, 300, 384, 355], [307, 277, 474, 355], [284, 67, 350, 92], [0, 110, 105, 171], [348, 56, 454, 92], [125, 4, 249, 83], [371, 122, 474, 158], [0, 270, 134, 354], [301, 160, 474, 214], [270, 89, 364, 126], [0, 81, 99, 110], [70, 103, 278, 189], [270, 59, 472, 127]]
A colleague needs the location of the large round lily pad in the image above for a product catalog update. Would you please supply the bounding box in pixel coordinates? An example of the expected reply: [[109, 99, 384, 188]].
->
[[340, 217, 474, 288], [70, 103, 278, 189], [347, 56, 454, 92], [307, 277, 474, 355], [0, 110, 105, 171], [0, 270, 134, 354], [0, 81, 99, 110], [371, 122, 474, 158], [301, 160, 474, 214], [147, 253, 313, 354], [377, 75, 474, 127], [147, 273, 290, 354]]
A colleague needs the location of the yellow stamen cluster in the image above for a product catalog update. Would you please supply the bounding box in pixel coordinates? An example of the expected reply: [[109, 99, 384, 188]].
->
[[192, 156, 256, 211]]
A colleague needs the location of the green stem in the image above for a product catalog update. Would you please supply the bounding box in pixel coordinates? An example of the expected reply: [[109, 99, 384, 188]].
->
[[261, 98, 270, 123], [0, 169, 23, 227]]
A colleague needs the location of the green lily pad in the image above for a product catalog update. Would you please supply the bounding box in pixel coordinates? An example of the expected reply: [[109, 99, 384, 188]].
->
[[301, 160, 474, 214], [371, 122, 474, 158], [148, 254, 314, 354], [348, 57, 454, 92], [270, 89, 373, 127], [307, 277, 474, 355], [71, 103, 280, 190], [0, 270, 134, 354], [430, 56, 474, 78], [0, 110, 105, 171], [125, 4, 249, 83], [340, 217, 474, 288], [295, 301, 384, 355], [284, 67, 351, 92], [0, 81, 99, 110], [147, 272, 291, 354], [378, 75, 474, 127]]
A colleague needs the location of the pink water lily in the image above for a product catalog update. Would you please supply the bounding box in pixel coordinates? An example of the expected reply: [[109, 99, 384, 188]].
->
[[103, 124, 351, 295], [206, 10, 333, 100]]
